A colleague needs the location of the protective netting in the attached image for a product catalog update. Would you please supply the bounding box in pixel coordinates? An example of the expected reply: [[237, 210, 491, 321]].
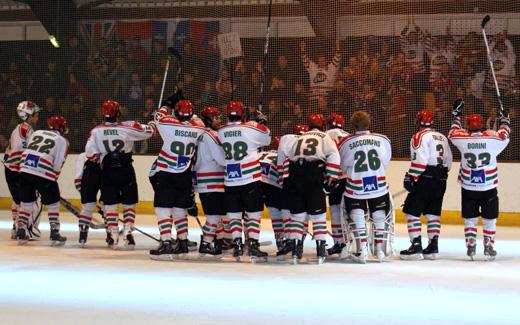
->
[[0, 1, 518, 159]]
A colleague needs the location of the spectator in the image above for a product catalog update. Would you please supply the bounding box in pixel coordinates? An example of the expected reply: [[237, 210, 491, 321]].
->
[[109, 53, 132, 101], [41, 61, 62, 98], [198, 80, 217, 107], [39, 96, 61, 129], [66, 72, 92, 108], [216, 69, 233, 106], [125, 71, 145, 113]]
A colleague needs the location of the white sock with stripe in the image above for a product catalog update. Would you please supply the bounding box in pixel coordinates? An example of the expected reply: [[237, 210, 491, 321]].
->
[[268, 207, 283, 240], [122, 204, 136, 232], [227, 212, 243, 239], [425, 214, 441, 240], [482, 218, 497, 247], [245, 211, 261, 240], [372, 210, 386, 246], [281, 209, 291, 239], [11, 203, 19, 225], [329, 204, 344, 244], [47, 202, 60, 230], [155, 207, 172, 241], [172, 207, 188, 240], [464, 217, 478, 247], [406, 214, 421, 240], [79, 202, 96, 229], [310, 213, 327, 241], [202, 215, 219, 243], [17, 202, 34, 229], [290, 212, 307, 241], [222, 216, 233, 240], [104, 205, 119, 230]]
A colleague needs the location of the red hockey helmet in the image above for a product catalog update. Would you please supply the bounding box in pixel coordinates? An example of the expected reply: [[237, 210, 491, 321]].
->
[[201, 106, 221, 120], [308, 114, 326, 130], [466, 114, 484, 131], [102, 100, 120, 118], [293, 124, 309, 135], [227, 101, 244, 118], [175, 100, 194, 119], [271, 136, 281, 151], [327, 113, 345, 129], [48, 116, 69, 135], [416, 109, 434, 126]]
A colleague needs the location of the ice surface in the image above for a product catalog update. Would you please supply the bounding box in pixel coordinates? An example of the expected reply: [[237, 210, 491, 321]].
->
[[1, 211, 519, 324]]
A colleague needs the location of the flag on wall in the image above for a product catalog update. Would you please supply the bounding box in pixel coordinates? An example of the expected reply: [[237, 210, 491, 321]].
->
[[79, 21, 115, 48]]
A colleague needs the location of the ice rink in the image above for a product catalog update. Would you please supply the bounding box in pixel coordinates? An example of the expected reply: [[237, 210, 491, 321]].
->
[[1, 211, 520, 324]]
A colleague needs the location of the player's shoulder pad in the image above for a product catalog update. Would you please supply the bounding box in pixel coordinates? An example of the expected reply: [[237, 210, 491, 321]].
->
[[189, 119, 205, 128], [19, 122, 31, 138], [158, 116, 180, 125], [337, 134, 354, 148], [205, 129, 221, 145], [449, 129, 470, 138], [370, 132, 391, 143], [244, 121, 269, 133], [411, 129, 430, 149]]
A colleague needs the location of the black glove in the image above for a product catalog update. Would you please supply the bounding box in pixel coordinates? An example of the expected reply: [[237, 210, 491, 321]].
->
[[161, 88, 185, 109], [403, 173, 416, 193], [187, 192, 198, 217], [452, 98, 464, 118], [499, 114, 511, 128], [255, 111, 268, 125], [323, 178, 339, 194]]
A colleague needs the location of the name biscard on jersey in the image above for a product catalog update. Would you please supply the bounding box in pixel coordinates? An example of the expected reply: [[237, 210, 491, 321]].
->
[[470, 170, 486, 184], [362, 176, 379, 192], [24, 154, 40, 168], [226, 164, 242, 179]]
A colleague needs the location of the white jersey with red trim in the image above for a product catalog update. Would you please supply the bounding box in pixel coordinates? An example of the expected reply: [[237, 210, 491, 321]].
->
[[20, 130, 69, 182], [74, 152, 87, 191], [449, 117, 510, 191], [193, 128, 226, 193], [152, 116, 205, 174], [85, 121, 154, 162], [338, 131, 392, 199], [302, 52, 341, 100], [3, 122, 34, 172], [326, 128, 350, 179], [259, 150, 281, 188], [287, 129, 341, 179], [400, 36, 426, 74], [487, 40, 516, 91], [276, 134, 298, 183], [217, 121, 271, 187], [425, 44, 456, 84], [407, 128, 452, 181]]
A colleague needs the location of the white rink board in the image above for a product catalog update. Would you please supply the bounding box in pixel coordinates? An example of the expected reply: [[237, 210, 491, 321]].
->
[[1, 154, 519, 213]]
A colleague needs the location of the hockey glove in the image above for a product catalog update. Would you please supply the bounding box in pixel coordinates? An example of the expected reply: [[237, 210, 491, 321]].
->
[[187, 192, 198, 217], [498, 114, 511, 128], [323, 177, 339, 194], [403, 173, 416, 193], [452, 98, 464, 118], [161, 88, 185, 109], [255, 112, 268, 125]]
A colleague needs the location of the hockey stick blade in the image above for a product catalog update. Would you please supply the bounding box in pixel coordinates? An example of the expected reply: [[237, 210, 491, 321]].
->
[[60, 197, 105, 230], [481, 15, 491, 29]]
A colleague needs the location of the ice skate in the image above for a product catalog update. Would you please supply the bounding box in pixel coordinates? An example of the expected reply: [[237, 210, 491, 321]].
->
[[400, 236, 423, 260], [467, 244, 477, 261], [327, 242, 346, 256], [247, 238, 268, 263], [220, 238, 234, 251], [276, 239, 295, 261], [291, 239, 304, 265], [351, 243, 368, 264], [172, 239, 189, 258], [232, 238, 244, 262], [123, 234, 136, 250], [316, 240, 326, 265], [484, 240, 497, 261], [50, 229, 67, 247], [275, 238, 285, 251], [17, 226, 29, 245], [79, 225, 89, 247], [199, 236, 218, 257], [375, 244, 385, 263], [11, 223, 17, 240], [187, 239, 198, 252], [107, 226, 119, 249], [149, 240, 174, 261], [423, 235, 439, 260]]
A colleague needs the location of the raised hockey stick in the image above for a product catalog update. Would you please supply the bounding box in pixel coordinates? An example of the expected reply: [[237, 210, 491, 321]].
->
[[157, 47, 182, 110], [481, 15, 506, 117], [257, 0, 273, 114]]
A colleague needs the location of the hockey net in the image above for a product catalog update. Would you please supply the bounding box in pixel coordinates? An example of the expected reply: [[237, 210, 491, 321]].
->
[[0, 0, 518, 160]]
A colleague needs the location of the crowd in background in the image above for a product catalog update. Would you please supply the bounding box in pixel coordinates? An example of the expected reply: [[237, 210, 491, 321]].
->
[[0, 20, 519, 158]]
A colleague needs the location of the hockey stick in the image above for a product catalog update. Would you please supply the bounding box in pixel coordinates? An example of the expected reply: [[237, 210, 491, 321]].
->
[[157, 47, 182, 110], [257, 0, 273, 114], [481, 15, 506, 117]]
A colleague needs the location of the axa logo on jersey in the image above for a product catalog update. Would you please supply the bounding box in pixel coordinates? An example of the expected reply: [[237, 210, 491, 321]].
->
[[470, 170, 486, 184], [362, 176, 378, 192], [226, 164, 242, 179], [24, 154, 40, 168]]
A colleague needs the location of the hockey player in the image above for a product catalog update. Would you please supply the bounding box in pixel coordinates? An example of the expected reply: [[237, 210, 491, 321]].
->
[[276, 124, 308, 255], [193, 106, 227, 256], [400, 109, 452, 260], [148, 100, 206, 260], [325, 113, 351, 256], [217, 101, 271, 262], [259, 136, 283, 247], [17, 116, 69, 245], [284, 114, 341, 264], [338, 111, 392, 263], [85, 100, 154, 249], [3, 101, 40, 239], [448, 99, 510, 261]]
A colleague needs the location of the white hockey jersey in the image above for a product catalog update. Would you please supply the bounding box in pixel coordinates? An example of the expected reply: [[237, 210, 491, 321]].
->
[[425, 44, 456, 84], [407, 128, 452, 181], [400, 35, 426, 74], [338, 131, 392, 199], [151, 116, 205, 174], [74, 152, 87, 191], [277, 134, 299, 183], [326, 128, 350, 180], [449, 117, 510, 191], [193, 129, 226, 193], [302, 52, 341, 100], [217, 121, 271, 187], [85, 121, 154, 162], [20, 130, 69, 182], [259, 150, 281, 188], [3, 122, 34, 172], [288, 129, 341, 179], [488, 40, 516, 90]]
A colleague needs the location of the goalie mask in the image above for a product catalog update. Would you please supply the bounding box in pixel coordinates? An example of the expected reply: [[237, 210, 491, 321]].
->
[[17, 101, 41, 121]]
